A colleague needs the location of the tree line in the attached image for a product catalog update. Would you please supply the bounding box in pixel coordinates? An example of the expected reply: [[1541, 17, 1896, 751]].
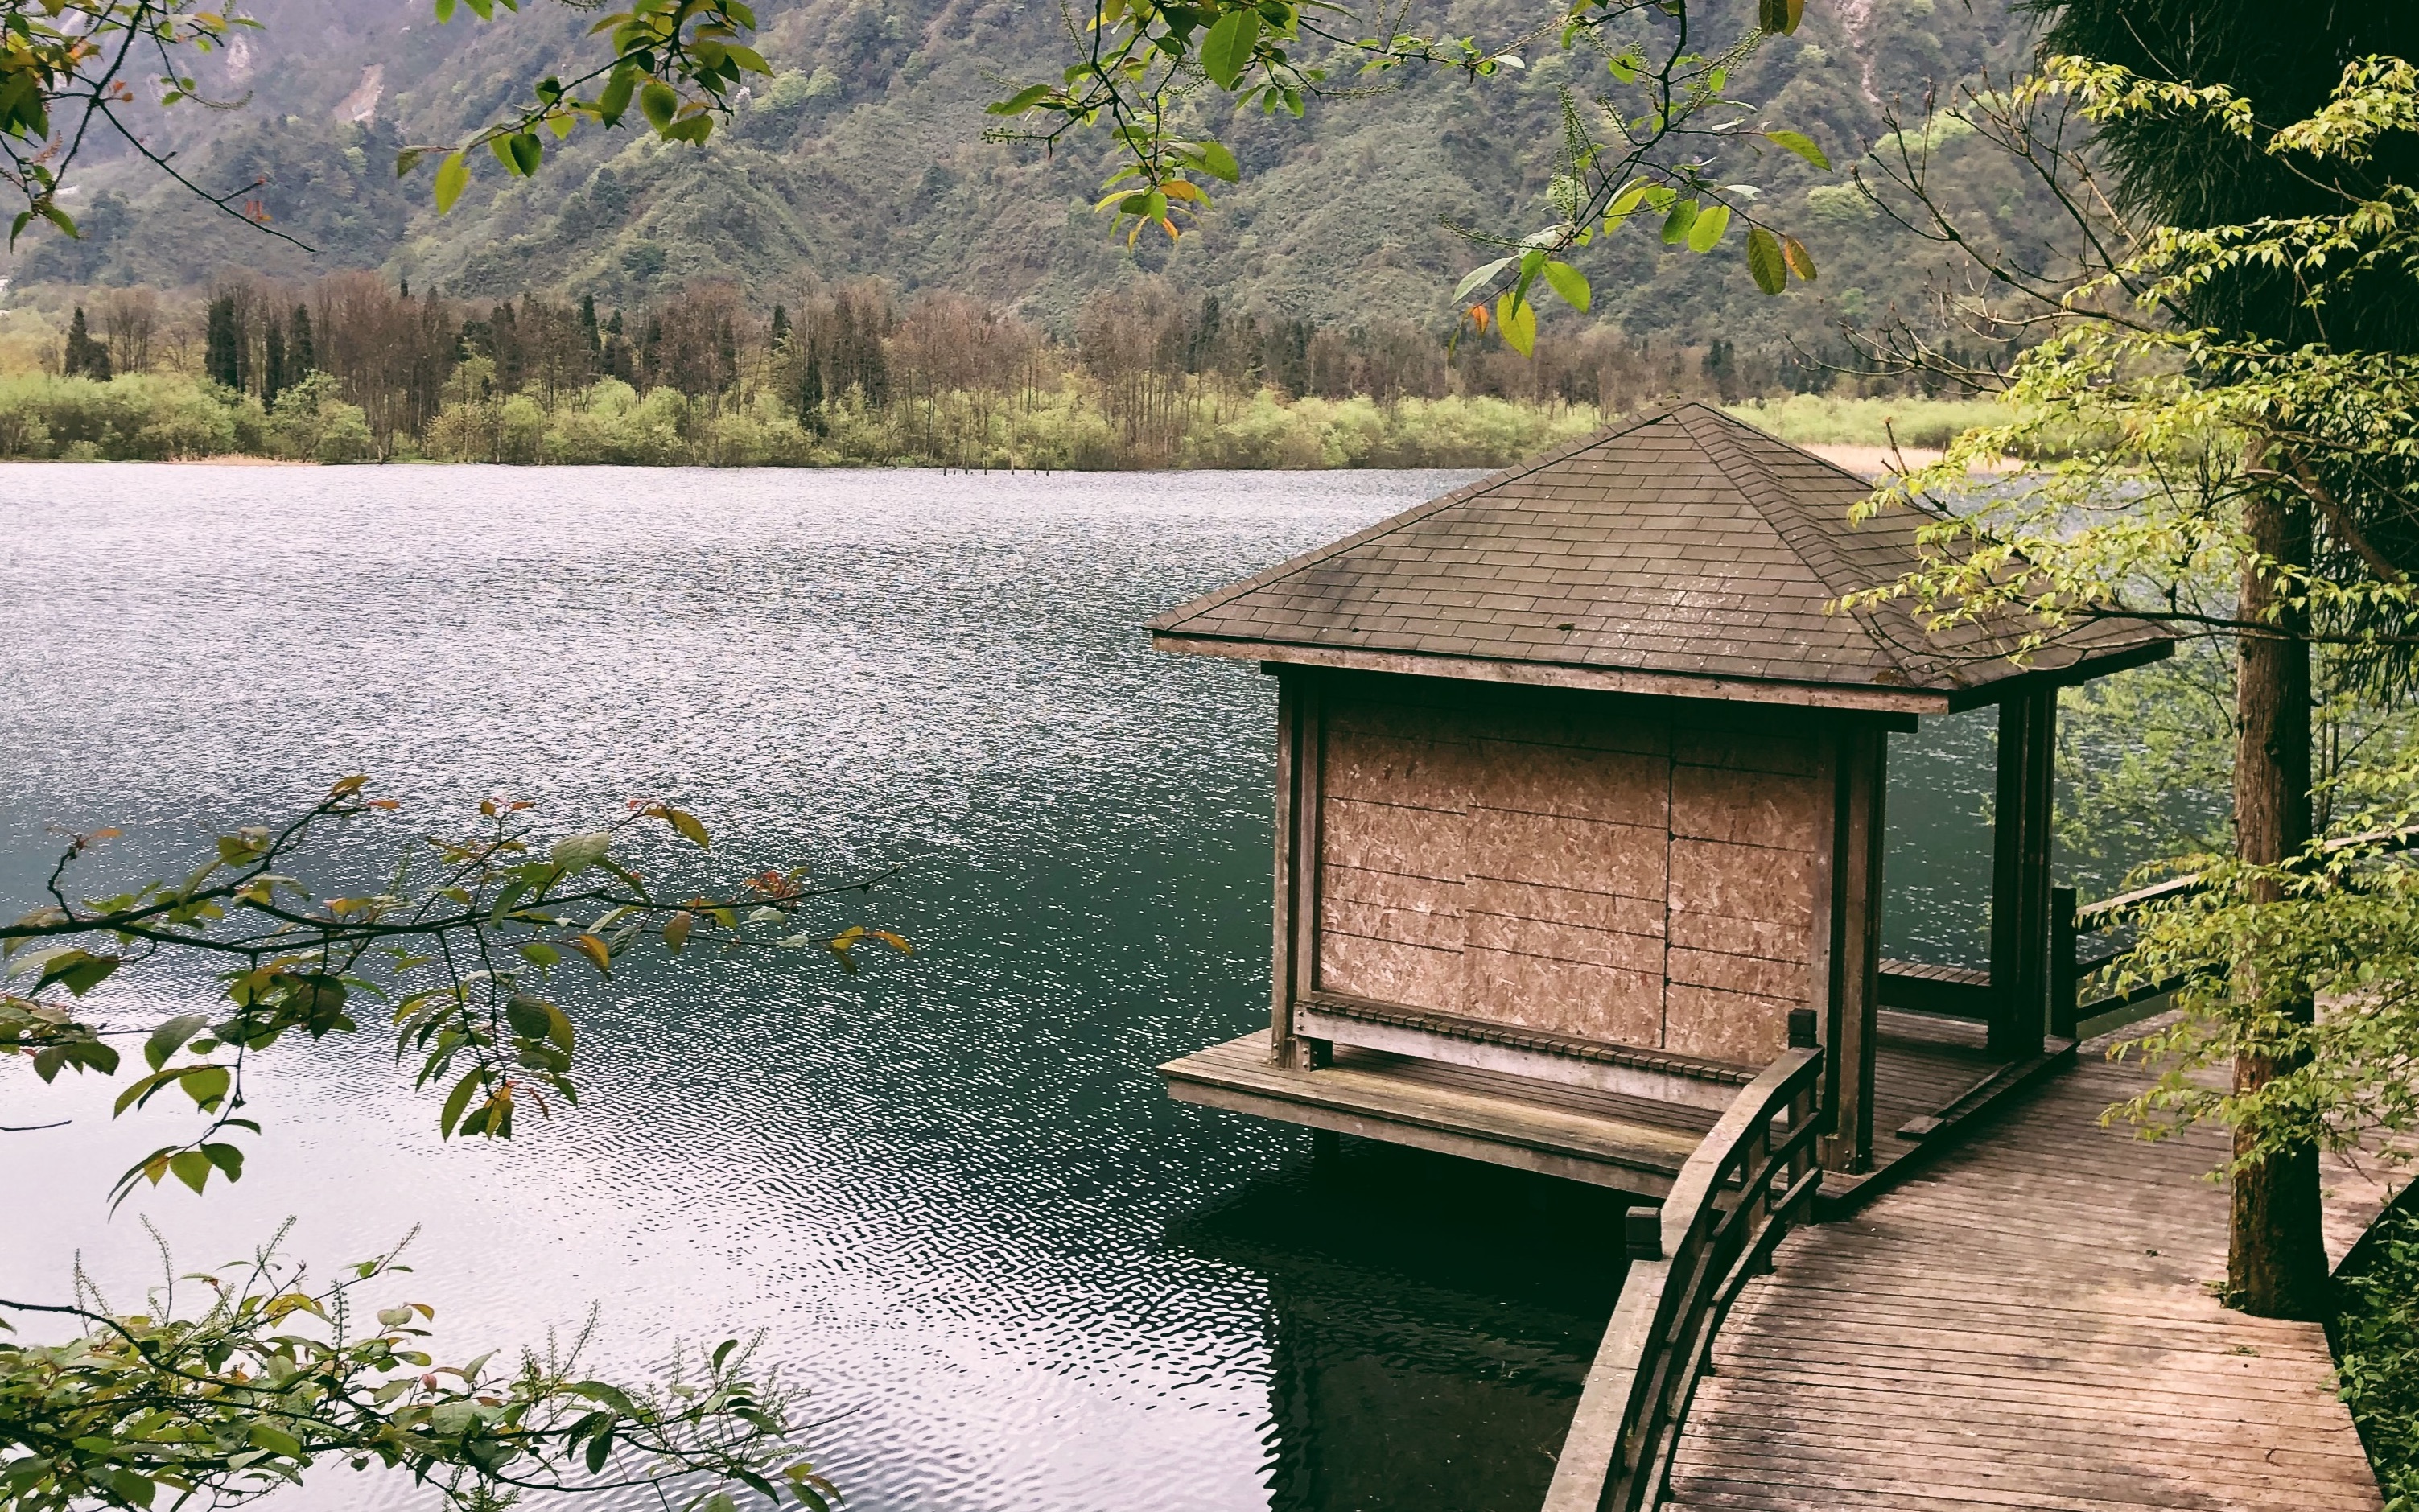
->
[[16, 272, 1939, 468]]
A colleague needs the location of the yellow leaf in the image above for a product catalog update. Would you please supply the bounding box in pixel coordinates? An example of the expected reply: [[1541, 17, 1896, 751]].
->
[[571, 934, 612, 976], [663, 911, 694, 954]]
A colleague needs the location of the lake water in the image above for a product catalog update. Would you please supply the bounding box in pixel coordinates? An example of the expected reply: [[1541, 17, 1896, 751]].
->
[[0, 464, 1994, 1512]]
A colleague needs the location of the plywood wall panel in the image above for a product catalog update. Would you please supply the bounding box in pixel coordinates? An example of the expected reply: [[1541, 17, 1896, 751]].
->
[[1322, 931, 1466, 1010], [1667, 837, 1816, 935], [1469, 741, 1670, 827], [1468, 810, 1669, 900], [1309, 680, 1838, 1068], [1466, 950, 1665, 1044], [1321, 797, 1468, 882], [1662, 982, 1796, 1064], [1669, 762, 1825, 847], [1465, 912, 1665, 975], [1464, 876, 1664, 940]]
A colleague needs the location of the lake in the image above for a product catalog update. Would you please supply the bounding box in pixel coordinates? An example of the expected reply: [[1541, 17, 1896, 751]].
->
[[0, 463, 1996, 1511]]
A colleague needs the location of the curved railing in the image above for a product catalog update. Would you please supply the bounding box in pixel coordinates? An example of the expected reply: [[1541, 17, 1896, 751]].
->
[[1541, 1011, 1826, 1512]]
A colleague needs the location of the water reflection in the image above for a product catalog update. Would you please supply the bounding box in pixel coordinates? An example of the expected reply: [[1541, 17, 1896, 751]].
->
[[1174, 1143, 1629, 1512]]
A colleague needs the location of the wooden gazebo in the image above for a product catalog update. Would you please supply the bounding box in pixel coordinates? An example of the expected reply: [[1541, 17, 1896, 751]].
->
[[1150, 403, 2167, 1197]]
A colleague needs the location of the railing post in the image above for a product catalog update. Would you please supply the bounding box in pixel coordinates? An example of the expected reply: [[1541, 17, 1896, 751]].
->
[[2050, 885, 2079, 1042], [1625, 1206, 1663, 1262]]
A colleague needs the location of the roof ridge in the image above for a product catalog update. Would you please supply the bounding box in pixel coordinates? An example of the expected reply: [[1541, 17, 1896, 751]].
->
[[1676, 405, 1942, 684], [1144, 404, 1683, 635], [1675, 406, 1874, 604]]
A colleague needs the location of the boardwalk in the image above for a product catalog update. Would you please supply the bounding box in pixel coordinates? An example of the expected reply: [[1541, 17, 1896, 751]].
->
[[1665, 1047, 2392, 1512]]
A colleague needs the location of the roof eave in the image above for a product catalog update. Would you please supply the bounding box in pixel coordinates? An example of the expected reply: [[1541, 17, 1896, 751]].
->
[[1150, 632, 1951, 717], [1938, 634, 2175, 713]]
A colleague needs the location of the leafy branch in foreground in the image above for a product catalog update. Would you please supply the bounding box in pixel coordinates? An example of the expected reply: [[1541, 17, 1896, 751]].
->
[[1, 774, 909, 1204], [0, 2, 771, 249], [0, 1223, 839, 1512], [983, 0, 1829, 351]]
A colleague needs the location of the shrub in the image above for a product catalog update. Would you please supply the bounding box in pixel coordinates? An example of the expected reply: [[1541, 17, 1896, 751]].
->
[[2338, 1204, 2419, 1508]]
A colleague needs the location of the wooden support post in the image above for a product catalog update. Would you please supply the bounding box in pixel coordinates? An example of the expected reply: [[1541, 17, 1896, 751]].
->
[[1989, 689, 2058, 1059], [2050, 885, 2079, 1042], [1824, 723, 1885, 1176], [1267, 669, 1325, 1069]]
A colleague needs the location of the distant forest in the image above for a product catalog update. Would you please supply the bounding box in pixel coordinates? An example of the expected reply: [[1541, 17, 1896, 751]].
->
[[2, 272, 1996, 468]]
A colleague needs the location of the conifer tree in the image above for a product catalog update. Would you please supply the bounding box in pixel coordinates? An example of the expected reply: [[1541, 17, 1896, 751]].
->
[[62, 305, 110, 381], [290, 303, 315, 375], [204, 295, 242, 390], [262, 317, 288, 406]]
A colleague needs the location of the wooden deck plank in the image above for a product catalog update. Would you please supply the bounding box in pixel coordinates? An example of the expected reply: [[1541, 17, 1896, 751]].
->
[[1660, 1052, 2388, 1512], [1159, 1030, 1704, 1193]]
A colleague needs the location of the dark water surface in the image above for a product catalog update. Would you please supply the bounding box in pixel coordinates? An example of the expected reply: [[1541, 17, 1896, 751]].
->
[[1, 464, 1992, 1512]]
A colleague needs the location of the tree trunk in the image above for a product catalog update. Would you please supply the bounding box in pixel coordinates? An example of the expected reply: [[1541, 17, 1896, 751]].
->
[[2228, 483, 2328, 1320]]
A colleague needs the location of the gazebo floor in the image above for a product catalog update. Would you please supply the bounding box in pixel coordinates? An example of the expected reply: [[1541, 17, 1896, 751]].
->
[[1160, 1027, 2043, 1201]]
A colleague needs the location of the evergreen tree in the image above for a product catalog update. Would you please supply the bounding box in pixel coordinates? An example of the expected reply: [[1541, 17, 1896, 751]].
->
[[262, 318, 287, 406], [579, 292, 600, 352], [62, 306, 110, 381], [290, 304, 315, 374], [768, 303, 790, 352], [799, 357, 824, 435], [204, 296, 242, 390]]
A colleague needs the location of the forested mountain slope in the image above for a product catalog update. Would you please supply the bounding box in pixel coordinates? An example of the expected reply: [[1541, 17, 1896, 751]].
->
[[9, 0, 2058, 343]]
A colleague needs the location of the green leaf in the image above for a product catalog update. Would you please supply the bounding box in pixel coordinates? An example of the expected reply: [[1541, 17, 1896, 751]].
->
[[1687, 201, 1732, 253], [987, 84, 1051, 116], [505, 995, 554, 1040], [1201, 7, 1263, 90], [599, 69, 637, 126], [201, 1142, 245, 1181], [439, 1068, 483, 1139], [519, 941, 560, 968], [1198, 140, 1241, 183], [1745, 225, 1787, 294], [571, 1380, 641, 1415], [1660, 199, 1698, 245], [168, 1150, 213, 1194], [434, 153, 470, 215], [181, 1064, 232, 1111], [550, 831, 612, 873], [586, 1423, 615, 1473], [505, 131, 543, 177], [145, 1013, 209, 1072], [1541, 260, 1591, 312], [39, 950, 119, 998], [639, 80, 680, 132], [1454, 256, 1514, 304], [661, 807, 709, 849], [1757, 0, 1804, 33], [1763, 130, 1830, 170], [1495, 293, 1537, 357], [246, 1423, 304, 1459], [435, 0, 458, 19]]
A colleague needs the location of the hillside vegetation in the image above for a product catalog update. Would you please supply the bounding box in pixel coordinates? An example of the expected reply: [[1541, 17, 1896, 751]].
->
[[2, 0, 2062, 354]]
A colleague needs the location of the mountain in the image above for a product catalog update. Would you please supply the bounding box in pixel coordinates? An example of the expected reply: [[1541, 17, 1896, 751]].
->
[[6, 0, 2063, 344]]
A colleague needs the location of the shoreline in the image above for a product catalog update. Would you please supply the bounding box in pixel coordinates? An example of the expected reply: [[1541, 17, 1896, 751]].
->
[[4, 443, 2005, 477]]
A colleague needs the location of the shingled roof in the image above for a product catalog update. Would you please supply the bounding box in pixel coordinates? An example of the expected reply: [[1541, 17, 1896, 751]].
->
[[1148, 403, 2168, 714]]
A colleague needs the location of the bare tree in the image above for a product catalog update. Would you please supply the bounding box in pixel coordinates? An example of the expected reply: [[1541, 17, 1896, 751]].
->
[[97, 286, 159, 375]]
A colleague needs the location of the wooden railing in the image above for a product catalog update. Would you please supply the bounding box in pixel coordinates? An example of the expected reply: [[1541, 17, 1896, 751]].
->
[[2051, 824, 2419, 1038], [1541, 1010, 1826, 1512]]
